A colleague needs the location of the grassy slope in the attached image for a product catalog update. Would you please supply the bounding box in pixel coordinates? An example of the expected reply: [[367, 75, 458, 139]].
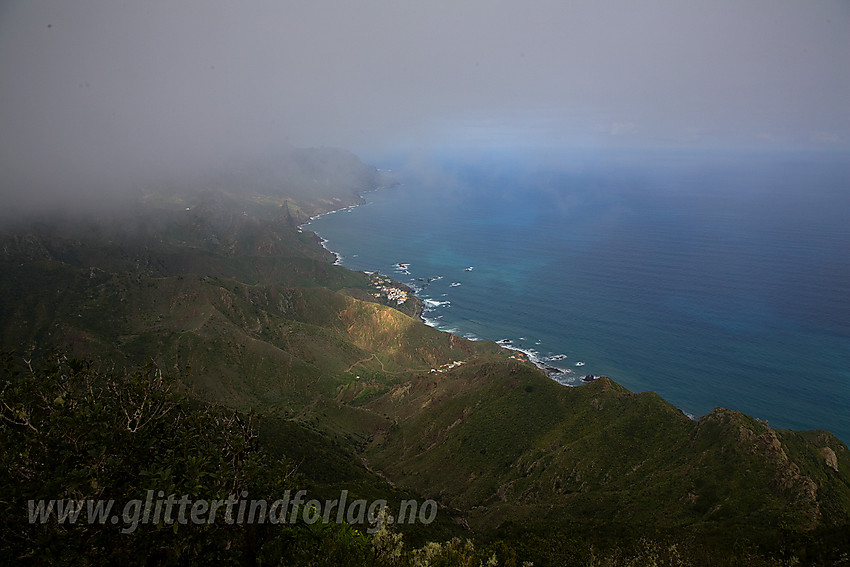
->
[[363, 362, 850, 534]]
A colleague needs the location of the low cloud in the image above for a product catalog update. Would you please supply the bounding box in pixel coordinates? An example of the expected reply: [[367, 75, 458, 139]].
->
[[1, 0, 848, 218]]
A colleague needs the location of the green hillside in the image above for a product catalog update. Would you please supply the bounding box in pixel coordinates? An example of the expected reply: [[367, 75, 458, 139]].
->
[[2, 149, 849, 565]]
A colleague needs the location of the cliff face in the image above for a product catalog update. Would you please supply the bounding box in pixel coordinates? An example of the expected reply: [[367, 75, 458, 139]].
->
[[1, 149, 849, 557]]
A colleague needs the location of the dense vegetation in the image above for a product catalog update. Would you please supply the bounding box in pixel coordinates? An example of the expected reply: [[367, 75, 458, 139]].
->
[[1, 149, 849, 565]]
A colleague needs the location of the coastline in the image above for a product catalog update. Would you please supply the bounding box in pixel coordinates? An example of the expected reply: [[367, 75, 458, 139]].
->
[[299, 190, 425, 321], [294, 154, 850, 443], [301, 190, 595, 387], [300, 204, 364, 266], [298, 181, 394, 265]]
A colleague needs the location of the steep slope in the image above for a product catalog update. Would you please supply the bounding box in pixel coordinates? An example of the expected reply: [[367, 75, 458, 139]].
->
[[358, 361, 850, 535]]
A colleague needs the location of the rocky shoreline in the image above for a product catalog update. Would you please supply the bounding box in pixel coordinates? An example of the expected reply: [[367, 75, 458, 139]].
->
[[303, 185, 594, 387]]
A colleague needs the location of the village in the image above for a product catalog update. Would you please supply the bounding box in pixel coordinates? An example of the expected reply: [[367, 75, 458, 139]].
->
[[369, 273, 409, 305], [430, 360, 465, 373]]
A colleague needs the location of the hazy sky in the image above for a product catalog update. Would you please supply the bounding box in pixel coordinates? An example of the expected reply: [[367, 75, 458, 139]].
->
[[1, 0, 849, 205]]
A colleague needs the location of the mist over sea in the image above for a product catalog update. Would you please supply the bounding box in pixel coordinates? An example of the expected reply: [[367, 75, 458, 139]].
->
[[307, 150, 850, 442]]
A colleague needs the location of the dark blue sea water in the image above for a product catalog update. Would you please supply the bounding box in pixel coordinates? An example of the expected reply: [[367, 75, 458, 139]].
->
[[306, 150, 850, 442]]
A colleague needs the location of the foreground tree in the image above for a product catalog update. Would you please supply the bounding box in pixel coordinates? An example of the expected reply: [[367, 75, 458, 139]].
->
[[0, 354, 298, 564]]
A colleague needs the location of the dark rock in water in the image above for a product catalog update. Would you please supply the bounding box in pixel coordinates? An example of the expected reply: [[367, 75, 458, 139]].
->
[[582, 375, 596, 382], [543, 366, 562, 376]]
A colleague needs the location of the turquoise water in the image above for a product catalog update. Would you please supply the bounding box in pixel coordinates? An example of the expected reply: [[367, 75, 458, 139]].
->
[[306, 151, 850, 442]]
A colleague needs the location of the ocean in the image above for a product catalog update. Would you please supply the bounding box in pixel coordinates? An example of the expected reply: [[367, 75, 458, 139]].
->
[[306, 149, 850, 443]]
